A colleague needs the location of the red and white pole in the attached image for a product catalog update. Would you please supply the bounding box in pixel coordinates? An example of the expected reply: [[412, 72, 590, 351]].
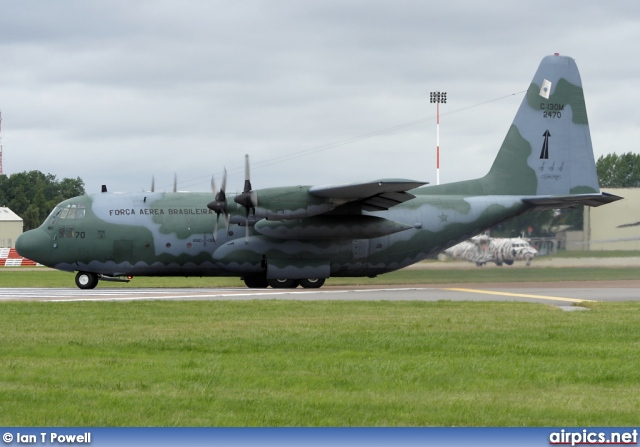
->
[[430, 91, 446, 185], [436, 101, 440, 185]]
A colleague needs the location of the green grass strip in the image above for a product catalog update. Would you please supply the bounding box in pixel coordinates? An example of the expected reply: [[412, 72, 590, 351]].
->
[[1, 300, 640, 426]]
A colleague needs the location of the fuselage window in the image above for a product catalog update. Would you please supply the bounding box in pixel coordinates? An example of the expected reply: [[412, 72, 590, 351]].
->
[[58, 226, 74, 238]]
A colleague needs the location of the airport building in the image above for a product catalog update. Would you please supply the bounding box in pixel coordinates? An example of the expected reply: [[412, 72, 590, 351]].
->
[[0, 207, 23, 248], [581, 188, 640, 251]]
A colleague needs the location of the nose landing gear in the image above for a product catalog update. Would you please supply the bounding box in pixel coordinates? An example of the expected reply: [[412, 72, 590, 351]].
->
[[75, 271, 99, 290]]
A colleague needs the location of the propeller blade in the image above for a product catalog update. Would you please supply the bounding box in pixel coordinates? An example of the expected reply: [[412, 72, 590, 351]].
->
[[234, 155, 257, 212], [229, 155, 256, 244], [208, 169, 229, 242], [151, 176, 155, 193], [243, 154, 252, 193], [213, 214, 219, 242], [173, 173, 177, 193]]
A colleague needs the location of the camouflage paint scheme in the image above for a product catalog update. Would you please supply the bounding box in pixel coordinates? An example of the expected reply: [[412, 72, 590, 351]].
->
[[444, 235, 538, 267], [16, 55, 620, 289]]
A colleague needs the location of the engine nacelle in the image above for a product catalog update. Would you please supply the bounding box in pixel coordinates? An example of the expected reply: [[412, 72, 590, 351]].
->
[[247, 186, 338, 220], [253, 215, 412, 240]]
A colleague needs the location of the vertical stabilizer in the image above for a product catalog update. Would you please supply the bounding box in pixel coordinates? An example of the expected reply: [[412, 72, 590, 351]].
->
[[484, 54, 600, 196]]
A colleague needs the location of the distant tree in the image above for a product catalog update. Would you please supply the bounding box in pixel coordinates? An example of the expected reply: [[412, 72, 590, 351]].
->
[[596, 152, 640, 187], [22, 205, 42, 232], [2, 171, 86, 230], [0, 174, 7, 206], [57, 177, 85, 199], [491, 206, 584, 238], [556, 206, 583, 229], [491, 209, 555, 238]]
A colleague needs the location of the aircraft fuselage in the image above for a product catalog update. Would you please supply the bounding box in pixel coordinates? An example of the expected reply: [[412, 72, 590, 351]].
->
[[18, 189, 528, 281]]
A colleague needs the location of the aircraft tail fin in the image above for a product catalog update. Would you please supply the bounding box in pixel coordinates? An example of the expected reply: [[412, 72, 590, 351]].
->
[[485, 54, 600, 197], [432, 54, 618, 205]]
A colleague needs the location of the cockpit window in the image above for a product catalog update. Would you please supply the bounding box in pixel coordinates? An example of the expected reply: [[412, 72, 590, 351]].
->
[[52, 203, 86, 222], [49, 209, 61, 226]]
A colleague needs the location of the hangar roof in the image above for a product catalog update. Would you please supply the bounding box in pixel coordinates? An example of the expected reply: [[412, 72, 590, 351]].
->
[[0, 207, 23, 222]]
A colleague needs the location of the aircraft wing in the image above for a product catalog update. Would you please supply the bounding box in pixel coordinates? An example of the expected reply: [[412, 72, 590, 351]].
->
[[309, 179, 427, 211], [522, 192, 622, 209]]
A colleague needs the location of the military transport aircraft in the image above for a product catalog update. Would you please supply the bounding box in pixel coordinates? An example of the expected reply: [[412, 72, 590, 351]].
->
[[16, 54, 621, 289]]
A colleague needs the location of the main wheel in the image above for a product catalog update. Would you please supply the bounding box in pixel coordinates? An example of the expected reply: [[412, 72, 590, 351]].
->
[[75, 271, 99, 290], [299, 278, 325, 289], [267, 278, 300, 289], [243, 274, 269, 288]]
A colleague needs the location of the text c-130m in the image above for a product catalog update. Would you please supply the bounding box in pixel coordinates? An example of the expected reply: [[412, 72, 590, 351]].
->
[[16, 54, 621, 289]]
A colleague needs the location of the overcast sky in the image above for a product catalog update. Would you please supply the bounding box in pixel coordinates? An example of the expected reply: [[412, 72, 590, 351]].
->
[[1, 1, 639, 195]]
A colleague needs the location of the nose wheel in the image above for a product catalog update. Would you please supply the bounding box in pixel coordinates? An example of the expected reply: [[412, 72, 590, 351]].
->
[[75, 271, 99, 289]]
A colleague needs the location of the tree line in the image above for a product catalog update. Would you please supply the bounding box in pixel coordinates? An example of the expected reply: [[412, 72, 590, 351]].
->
[[596, 152, 640, 188], [0, 171, 85, 231]]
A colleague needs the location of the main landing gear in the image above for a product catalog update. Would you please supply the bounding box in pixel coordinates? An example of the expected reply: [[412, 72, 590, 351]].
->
[[242, 274, 325, 289]]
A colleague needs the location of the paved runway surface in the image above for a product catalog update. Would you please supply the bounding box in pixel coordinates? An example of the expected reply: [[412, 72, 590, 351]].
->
[[2, 282, 639, 308]]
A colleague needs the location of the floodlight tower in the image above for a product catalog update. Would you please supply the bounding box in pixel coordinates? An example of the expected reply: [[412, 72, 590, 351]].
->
[[430, 91, 447, 185]]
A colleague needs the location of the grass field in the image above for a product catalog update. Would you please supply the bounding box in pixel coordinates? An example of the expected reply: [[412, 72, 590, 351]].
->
[[1, 300, 640, 426], [2, 259, 639, 426]]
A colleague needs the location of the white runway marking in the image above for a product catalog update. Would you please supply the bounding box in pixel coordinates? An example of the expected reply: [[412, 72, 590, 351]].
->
[[0, 287, 429, 302], [0, 286, 616, 306]]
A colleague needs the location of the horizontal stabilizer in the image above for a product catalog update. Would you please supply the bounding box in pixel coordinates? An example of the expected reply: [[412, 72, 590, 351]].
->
[[522, 192, 622, 209]]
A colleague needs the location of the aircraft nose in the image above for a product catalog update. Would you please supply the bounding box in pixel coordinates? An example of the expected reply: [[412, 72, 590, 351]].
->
[[15, 229, 52, 264]]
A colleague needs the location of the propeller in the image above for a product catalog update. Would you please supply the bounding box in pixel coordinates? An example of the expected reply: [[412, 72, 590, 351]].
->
[[207, 168, 229, 241], [150, 176, 155, 193], [233, 154, 258, 242], [173, 173, 177, 193]]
